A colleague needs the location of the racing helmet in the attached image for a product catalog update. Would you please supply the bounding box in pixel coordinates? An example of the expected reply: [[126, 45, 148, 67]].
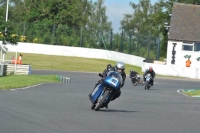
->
[[107, 64, 112, 70], [149, 66, 153, 72], [130, 69, 133, 72], [115, 62, 125, 74]]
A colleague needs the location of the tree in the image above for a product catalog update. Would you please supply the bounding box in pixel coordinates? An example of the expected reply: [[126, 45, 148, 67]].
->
[[0, 5, 19, 45], [126, 0, 154, 35], [83, 0, 112, 49], [3, 0, 97, 45], [120, 0, 159, 57]]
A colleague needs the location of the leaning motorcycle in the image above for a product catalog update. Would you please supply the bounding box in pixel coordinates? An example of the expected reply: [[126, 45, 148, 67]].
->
[[132, 74, 144, 86], [88, 71, 122, 111], [144, 73, 152, 90]]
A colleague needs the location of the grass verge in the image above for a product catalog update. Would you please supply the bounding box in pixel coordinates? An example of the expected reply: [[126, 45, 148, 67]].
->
[[0, 75, 60, 90], [6, 52, 142, 74], [181, 89, 200, 97], [21, 53, 142, 74]]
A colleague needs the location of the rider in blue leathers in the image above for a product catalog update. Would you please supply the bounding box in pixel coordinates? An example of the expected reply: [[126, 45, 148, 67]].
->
[[89, 62, 126, 108]]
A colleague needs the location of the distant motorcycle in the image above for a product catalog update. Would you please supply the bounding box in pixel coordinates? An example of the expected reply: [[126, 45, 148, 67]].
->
[[131, 74, 144, 86], [88, 71, 122, 111], [144, 73, 152, 90]]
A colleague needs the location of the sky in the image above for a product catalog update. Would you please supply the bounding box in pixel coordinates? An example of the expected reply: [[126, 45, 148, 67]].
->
[[93, 0, 158, 32]]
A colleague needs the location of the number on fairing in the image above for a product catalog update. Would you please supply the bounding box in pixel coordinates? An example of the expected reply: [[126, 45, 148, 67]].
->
[[110, 77, 118, 86]]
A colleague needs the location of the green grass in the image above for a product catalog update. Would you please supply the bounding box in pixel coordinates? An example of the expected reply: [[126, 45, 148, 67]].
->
[[182, 89, 200, 97], [0, 75, 60, 90], [9, 52, 142, 75]]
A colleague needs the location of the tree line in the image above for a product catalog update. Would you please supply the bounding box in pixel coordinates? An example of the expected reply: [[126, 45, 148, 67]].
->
[[0, 0, 200, 59]]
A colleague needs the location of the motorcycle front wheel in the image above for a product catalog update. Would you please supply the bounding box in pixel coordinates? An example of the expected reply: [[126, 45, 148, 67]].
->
[[146, 82, 150, 90], [145, 82, 149, 90], [94, 90, 110, 111]]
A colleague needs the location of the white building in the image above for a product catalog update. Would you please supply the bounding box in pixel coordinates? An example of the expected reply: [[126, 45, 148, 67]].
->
[[142, 3, 200, 79], [167, 2, 200, 67]]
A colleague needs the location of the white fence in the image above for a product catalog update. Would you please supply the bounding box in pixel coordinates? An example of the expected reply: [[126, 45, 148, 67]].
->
[[5, 42, 145, 67], [142, 63, 200, 79], [4, 42, 200, 79]]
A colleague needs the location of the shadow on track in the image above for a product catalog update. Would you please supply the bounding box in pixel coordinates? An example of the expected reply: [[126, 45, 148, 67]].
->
[[144, 88, 159, 90], [99, 109, 139, 113]]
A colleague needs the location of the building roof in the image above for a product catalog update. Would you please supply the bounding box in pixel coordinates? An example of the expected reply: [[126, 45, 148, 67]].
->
[[168, 2, 200, 42]]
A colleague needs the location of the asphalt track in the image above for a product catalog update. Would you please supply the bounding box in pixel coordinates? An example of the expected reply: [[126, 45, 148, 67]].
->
[[0, 70, 200, 133]]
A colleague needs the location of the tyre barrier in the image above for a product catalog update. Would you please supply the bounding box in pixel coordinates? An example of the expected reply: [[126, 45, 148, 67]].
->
[[1, 64, 32, 76], [56, 75, 71, 83]]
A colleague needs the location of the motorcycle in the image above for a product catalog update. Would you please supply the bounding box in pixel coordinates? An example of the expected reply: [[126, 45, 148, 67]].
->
[[144, 73, 152, 90], [88, 70, 122, 111], [131, 74, 144, 86]]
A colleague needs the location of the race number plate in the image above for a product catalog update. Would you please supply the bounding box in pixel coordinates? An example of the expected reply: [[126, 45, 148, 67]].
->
[[110, 77, 118, 86]]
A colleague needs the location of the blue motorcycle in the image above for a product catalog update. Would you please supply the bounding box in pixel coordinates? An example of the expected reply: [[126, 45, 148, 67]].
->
[[89, 71, 122, 111]]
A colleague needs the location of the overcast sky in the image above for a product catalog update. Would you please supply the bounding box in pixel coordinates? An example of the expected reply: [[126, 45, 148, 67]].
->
[[93, 0, 158, 32]]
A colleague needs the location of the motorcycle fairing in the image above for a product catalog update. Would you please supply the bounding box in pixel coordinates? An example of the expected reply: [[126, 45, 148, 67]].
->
[[104, 76, 121, 90], [89, 83, 105, 104], [104, 71, 122, 90]]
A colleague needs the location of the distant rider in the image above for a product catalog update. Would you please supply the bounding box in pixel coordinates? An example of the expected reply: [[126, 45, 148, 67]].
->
[[102, 64, 112, 77], [130, 69, 139, 85], [143, 66, 156, 85]]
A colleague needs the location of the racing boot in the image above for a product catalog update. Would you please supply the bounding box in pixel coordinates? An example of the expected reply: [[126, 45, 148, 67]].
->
[[105, 104, 108, 109], [151, 80, 154, 86], [103, 103, 108, 109]]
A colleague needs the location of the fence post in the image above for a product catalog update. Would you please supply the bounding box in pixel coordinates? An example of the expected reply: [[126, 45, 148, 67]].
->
[[120, 30, 124, 52], [23, 22, 26, 36], [110, 29, 113, 50], [80, 27, 83, 47], [147, 35, 150, 59], [137, 33, 140, 54], [129, 31, 132, 54], [101, 35, 107, 50], [156, 37, 160, 60], [52, 24, 55, 45]]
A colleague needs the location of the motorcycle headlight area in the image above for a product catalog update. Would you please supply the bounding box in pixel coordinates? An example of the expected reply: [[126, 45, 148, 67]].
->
[[146, 74, 151, 81]]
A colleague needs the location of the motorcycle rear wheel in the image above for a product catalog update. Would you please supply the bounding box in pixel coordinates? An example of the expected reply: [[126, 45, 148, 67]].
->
[[94, 90, 110, 111]]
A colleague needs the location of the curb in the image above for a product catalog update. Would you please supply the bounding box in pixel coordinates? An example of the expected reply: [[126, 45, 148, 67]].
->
[[56, 75, 71, 83], [177, 89, 200, 97], [177, 89, 189, 97]]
